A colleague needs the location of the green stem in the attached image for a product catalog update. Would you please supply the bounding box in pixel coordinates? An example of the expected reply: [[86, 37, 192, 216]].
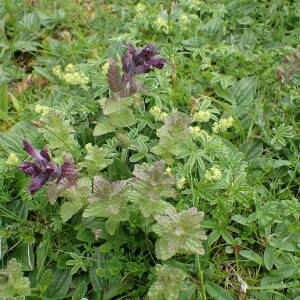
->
[[195, 254, 206, 300]]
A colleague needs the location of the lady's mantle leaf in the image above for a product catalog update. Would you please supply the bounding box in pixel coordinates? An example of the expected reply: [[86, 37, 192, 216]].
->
[[152, 208, 207, 260]]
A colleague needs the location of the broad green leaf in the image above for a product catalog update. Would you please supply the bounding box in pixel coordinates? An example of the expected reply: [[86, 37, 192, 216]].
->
[[207, 229, 221, 246], [0, 121, 38, 154], [60, 200, 84, 222], [205, 282, 234, 300], [232, 77, 257, 106], [239, 30, 257, 50], [0, 258, 31, 298], [240, 249, 262, 265], [9, 243, 34, 271], [0, 82, 8, 116], [60, 177, 92, 222], [221, 230, 234, 245], [108, 158, 132, 181], [263, 246, 274, 271], [44, 269, 72, 298]]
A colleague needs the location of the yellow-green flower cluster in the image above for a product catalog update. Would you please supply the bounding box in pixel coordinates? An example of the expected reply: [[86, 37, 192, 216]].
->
[[212, 117, 234, 133], [136, 3, 146, 14], [102, 62, 110, 75], [154, 17, 170, 33], [150, 106, 168, 121], [194, 111, 212, 122], [204, 167, 222, 181], [6, 153, 19, 166], [179, 15, 190, 26], [85, 143, 93, 151], [53, 64, 89, 87], [165, 167, 172, 175], [189, 125, 202, 137], [176, 177, 186, 189], [35, 104, 49, 116]]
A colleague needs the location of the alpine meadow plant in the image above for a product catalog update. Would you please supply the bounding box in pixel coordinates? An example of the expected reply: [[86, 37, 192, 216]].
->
[[2, 2, 299, 298], [13, 42, 209, 299]]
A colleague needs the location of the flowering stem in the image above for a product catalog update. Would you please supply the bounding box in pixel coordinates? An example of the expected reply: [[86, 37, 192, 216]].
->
[[195, 254, 207, 300]]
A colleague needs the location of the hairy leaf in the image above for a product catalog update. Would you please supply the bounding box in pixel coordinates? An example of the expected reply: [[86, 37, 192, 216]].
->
[[151, 111, 193, 164], [148, 264, 187, 300], [0, 259, 31, 297], [128, 160, 176, 217], [60, 177, 92, 222], [83, 176, 130, 235], [152, 208, 207, 260], [79, 145, 113, 176]]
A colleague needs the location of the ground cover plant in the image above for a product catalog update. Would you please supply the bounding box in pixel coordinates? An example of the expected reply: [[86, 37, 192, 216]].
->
[[0, 0, 300, 299]]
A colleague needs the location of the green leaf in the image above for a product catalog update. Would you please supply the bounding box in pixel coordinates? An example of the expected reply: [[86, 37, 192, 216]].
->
[[44, 269, 72, 298], [263, 246, 274, 271], [39, 110, 78, 153], [153, 208, 207, 260], [239, 30, 257, 50], [83, 176, 130, 235], [60, 200, 84, 223], [72, 281, 87, 300], [0, 121, 38, 154], [108, 158, 132, 181], [207, 229, 221, 246], [76, 229, 96, 243], [221, 230, 234, 245], [79, 145, 113, 175], [10, 243, 34, 271], [148, 264, 187, 300], [129, 152, 146, 162], [60, 177, 92, 222], [0, 258, 31, 298], [232, 77, 257, 106], [0, 82, 8, 116], [205, 282, 234, 300], [240, 249, 262, 265]]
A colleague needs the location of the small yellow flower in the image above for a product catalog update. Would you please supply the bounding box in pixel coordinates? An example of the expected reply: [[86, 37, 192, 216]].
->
[[150, 106, 167, 121], [35, 105, 50, 116], [35, 104, 43, 114], [85, 143, 93, 151], [65, 63, 75, 73], [204, 167, 222, 181], [179, 15, 189, 26], [41, 106, 49, 117], [136, 3, 146, 13], [165, 167, 172, 175], [154, 17, 170, 33], [194, 111, 212, 123], [212, 117, 234, 133], [177, 177, 186, 189], [102, 62, 110, 75], [6, 153, 19, 166], [52, 66, 63, 78]]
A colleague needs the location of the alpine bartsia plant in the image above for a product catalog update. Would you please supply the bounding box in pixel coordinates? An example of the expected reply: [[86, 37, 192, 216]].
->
[[19, 140, 77, 195], [147, 264, 187, 300], [128, 160, 176, 217], [107, 43, 166, 97], [83, 176, 130, 235], [0, 258, 31, 298], [152, 207, 207, 260]]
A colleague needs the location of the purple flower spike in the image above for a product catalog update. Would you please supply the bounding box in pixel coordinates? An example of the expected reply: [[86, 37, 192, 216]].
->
[[107, 43, 166, 97], [19, 140, 76, 195], [122, 43, 166, 77]]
